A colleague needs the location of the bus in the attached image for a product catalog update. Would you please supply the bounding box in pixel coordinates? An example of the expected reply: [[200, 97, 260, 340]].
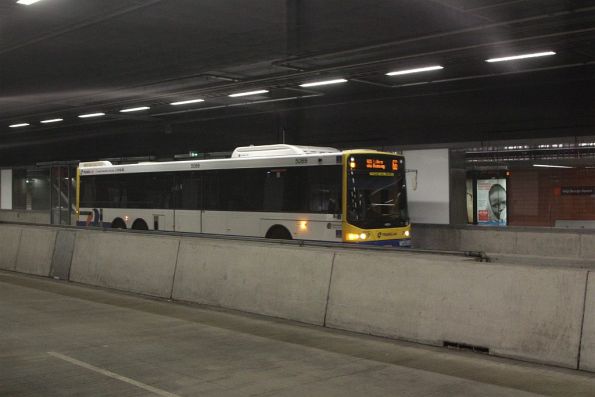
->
[[77, 144, 411, 246]]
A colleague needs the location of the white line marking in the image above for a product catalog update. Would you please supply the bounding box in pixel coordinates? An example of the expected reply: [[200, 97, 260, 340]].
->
[[47, 351, 181, 397]]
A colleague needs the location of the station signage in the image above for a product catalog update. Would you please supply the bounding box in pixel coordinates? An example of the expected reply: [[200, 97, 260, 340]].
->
[[560, 186, 595, 195]]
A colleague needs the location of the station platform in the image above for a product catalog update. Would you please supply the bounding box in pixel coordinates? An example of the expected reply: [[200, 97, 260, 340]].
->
[[2, 270, 595, 397]]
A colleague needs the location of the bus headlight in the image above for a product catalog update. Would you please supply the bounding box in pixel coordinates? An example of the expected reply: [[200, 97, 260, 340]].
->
[[404, 230, 410, 237], [347, 232, 369, 241]]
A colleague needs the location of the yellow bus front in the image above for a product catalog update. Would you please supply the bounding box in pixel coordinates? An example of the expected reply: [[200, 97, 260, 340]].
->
[[342, 151, 411, 247]]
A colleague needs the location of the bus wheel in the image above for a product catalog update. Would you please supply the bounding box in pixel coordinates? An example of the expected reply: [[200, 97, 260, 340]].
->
[[112, 218, 127, 229], [265, 225, 292, 240], [132, 219, 149, 230]]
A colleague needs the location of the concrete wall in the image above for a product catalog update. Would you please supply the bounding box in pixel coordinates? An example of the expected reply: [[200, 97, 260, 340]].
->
[[0, 224, 56, 276], [412, 223, 595, 260], [1, 223, 594, 372], [579, 272, 595, 371], [0, 209, 50, 224], [325, 251, 586, 368], [70, 230, 180, 298], [0, 225, 21, 271], [173, 238, 333, 325], [1, 169, 12, 210], [14, 227, 57, 276]]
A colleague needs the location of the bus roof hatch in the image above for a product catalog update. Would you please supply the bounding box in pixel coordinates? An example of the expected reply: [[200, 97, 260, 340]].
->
[[231, 144, 339, 158]]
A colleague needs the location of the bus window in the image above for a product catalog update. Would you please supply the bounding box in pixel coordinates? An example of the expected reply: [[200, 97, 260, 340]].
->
[[177, 172, 202, 210]]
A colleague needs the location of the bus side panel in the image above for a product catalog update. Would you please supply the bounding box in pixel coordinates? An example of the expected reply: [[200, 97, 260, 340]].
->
[[79, 208, 175, 231], [173, 210, 202, 233], [199, 210, 341, 241]]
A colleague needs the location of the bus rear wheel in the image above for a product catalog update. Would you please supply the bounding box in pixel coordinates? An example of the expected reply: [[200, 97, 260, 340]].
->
[[265, 225, 292, 240], [111, 218, 127, 229]]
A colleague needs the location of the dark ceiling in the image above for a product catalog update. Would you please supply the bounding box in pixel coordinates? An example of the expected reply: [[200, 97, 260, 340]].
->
[[1, 0, 594, 165]]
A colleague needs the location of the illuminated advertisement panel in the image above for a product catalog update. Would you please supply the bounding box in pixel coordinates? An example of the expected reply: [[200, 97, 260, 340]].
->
[[476, 179, 507, 226]]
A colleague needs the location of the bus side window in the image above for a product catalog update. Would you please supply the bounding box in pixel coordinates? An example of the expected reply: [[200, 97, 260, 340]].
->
[[178, 172, 202, 210], [203, 171, 221, 210], [263, 169, 284, 211]]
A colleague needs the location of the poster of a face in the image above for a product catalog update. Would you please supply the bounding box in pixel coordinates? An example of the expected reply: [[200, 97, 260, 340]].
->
[[476, 179, 507, 226]]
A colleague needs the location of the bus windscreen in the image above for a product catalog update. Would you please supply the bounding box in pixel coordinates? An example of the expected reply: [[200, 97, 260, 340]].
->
[[346, 154, 409, 229]]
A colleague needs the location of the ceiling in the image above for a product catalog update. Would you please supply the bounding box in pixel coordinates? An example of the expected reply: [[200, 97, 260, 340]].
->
[[1, 0, 594, 165]]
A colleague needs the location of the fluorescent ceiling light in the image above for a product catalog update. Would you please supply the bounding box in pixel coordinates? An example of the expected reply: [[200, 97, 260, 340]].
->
[[299, 78, 348, 88], [228, 89, 269, 98], [170, 98, 205, 106], [386, 65, 444, 76], [78, 112, 105, 119], [533, 164, 573, 169], [486, 51, 556, 63], [9, 123, 30, 128], [41, 118, 63, 124], [120, 106, 150, 113], [17, 0, 44, 5]]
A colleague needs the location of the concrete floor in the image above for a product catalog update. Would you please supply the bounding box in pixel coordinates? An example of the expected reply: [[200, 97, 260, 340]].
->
[[1, 271, 594, 397]]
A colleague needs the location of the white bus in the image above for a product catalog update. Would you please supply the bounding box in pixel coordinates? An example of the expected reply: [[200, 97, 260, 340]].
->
[[77, 144, 411, 246]]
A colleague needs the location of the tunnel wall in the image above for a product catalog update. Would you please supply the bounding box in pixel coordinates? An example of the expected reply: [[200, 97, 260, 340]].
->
[[0, 223, 593, 372]]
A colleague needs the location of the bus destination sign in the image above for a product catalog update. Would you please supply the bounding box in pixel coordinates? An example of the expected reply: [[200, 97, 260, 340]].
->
[[365, 158, 399, 171]]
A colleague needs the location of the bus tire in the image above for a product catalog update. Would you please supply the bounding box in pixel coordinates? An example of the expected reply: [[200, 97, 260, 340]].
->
[[132, 219, 149, 230], [112, 218, 127, 229], [265, 225, 292, 240]]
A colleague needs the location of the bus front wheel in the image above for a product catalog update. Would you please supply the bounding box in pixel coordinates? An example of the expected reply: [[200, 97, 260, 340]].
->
[[265, 225, 292, 240], [132, 219, 149, 231]]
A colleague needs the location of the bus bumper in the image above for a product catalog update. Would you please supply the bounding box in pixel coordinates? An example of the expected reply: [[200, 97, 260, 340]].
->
[[362, 238, 411, 248]]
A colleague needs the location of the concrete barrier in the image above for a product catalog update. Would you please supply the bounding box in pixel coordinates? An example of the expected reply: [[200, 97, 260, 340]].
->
[[0, 225, 21, 271], [580, 235, 595, 259], [0, 209, 50, 224], [514, 232, 581, 258], [1, 223, 594, 372], [172, 238, 334, 325], [414, 223, 595, 261], [70, 230, 179, 298], [14, 227, 57, 276], [325, 250, 587, 369], [51, 230, 76, 280], [579, 272, 595, 371], [411, 225, 460, 251], [459, 228, 517, 254]]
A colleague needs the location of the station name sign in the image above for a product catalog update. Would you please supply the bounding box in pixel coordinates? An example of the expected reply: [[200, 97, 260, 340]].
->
[[561, 186, 595, 195]]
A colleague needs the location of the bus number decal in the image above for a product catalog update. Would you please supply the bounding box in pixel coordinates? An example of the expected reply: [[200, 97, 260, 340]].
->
[[295, 158, 308, 164]]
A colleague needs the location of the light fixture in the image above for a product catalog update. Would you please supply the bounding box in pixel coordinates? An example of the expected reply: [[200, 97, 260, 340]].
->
[[228, 89, 269, 98], [120, 106, 150, 113], [78, 112, 105, 119], [486, 51, 556, 63], [17, 0, 44, 5], [170, 99, 205, 106], [41, 118, 63, 124], [9, 123, 30, 128], [533, 164, 573, 169], [386, 65, 444, 76], [299, 78, 348, 88]]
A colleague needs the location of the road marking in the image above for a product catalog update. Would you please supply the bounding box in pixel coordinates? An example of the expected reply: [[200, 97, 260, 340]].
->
[[47, 351, 180, 397]]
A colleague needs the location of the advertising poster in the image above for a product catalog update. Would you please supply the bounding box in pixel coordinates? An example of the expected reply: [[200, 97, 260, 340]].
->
[[476, 179, 507, 226]]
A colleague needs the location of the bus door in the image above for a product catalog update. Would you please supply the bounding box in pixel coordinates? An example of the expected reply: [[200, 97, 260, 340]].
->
[[173, 172, 203, 233]]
